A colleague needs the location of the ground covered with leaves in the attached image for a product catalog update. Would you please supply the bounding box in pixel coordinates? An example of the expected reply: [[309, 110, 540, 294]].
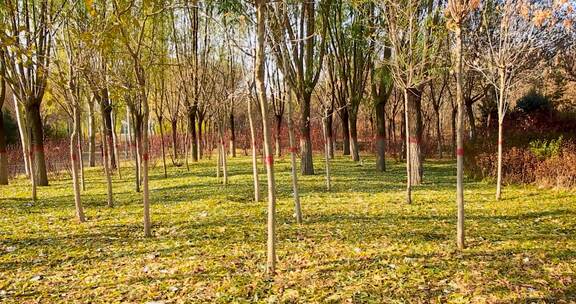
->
[[0, 154, 575, 303]]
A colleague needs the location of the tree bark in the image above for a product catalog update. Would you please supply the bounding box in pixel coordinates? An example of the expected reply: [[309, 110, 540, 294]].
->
[[435, 108, 443, 159], [403, 90, 412, 204], [100, 124, 114, 208], [274, 114, 282, 158], [0, 110, 8, 185], [256, 1, 277, 274], [229, 113, 236, 157], [300, 93, 314, 175], [14, 100, 30, 176], [340, 107, 351, 155], [198, 114, 204, 159], [323, 110, 332, 191], [188, 107, 198, 162], [454, 26, 465, 250], [496, 121, 504, 200], [101, 101, 116, 169], [287, 92, 302, 224], [375, 99, 386, 172], [88, 101, 96, 167], [465, 100, 476, 141], [71, 107, 85, 222], [406, 88, 423, 185], [26, 102, 48, 186], [160, 118, 167, 178], [326, 107, 334, 159], [349, 110, 360, 162], [248, 98, 260, 202], [171, 120, 178, 162]]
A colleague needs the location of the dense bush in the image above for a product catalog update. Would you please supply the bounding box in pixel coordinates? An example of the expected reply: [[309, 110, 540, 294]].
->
[[465, 137, 576, 189], [515, 89, 553, 114]]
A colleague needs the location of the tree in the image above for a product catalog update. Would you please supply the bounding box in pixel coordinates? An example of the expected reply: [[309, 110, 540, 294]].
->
[[268, 0, 330, 175], [447, 0, 478, 250], [380, 0, 443, 202], [0, 0, 61, 186], [0, 52, 8, 185], [469, 0, 552, 200]]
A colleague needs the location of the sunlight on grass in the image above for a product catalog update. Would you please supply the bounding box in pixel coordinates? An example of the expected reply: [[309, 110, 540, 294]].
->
[[0, 155, 575, 303]]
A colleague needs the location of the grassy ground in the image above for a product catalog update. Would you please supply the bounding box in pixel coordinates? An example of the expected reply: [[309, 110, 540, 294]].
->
[[0, 154, 575, 303]]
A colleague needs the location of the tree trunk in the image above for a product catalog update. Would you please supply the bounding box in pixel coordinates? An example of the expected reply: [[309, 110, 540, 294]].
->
[[26, 102, 48, 186], [466, 100, 476, 141], [496, 120, 504, 200], [455, 26, 465, 250], [100, 124, 114, 208], [248, 99, 260, 202], [198, 115, 204, 159], [71, 107, 85, 222], [27, 127, 37, 202], [406, 88, 423, 185], [160, 118, 167, 178], [14, 100, 30, 176], [326, 107, 334, 159], [188, 107, 198, 162], [219, 126, 228, 186], [229, 113, 236, 157], [112, 112, 121, 179], [435, 109, 443, 159], [323, 111, 332, 191], [274, 114, 282, 158], [0, 110, 9, 185], [88, 102, 96, 167], [287, 92, 302, 224], [102, 103, 116, 169], [340, 107, 351, 156], [142, 112, 151, 238], [171, 120, 178, 162], [256, 1, 277, 274], [403, 90, 412, 204], [133, 116, 142, 193], [300, 93, 314, 175], [349, 110, 360, 162], [77, 115, 86, 191], [375, 99, 386, 172]]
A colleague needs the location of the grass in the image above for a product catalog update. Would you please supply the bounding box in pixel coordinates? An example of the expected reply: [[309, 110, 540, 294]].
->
[[0, 153, 575, 303]]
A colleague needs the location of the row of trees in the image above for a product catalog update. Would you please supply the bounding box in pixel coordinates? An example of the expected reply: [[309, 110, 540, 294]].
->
[[1, 0, 574, 274]]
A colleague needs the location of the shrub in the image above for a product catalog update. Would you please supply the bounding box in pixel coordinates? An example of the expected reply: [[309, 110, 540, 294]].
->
[[515, 89, 553, 114], [529, 136, 563, 160], [535, 142, 576, 189]]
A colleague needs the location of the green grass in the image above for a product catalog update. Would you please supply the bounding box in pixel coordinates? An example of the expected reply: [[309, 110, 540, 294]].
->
[[1, 154, 575, 303]]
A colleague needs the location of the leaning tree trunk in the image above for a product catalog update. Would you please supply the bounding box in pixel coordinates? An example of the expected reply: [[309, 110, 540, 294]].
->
[[248, 99, 260, 202], [300, 93, 314, 175], [287, 92, 302, 223], [406, 88, 423, 185], [340, 107, 351, 156], [26, 102, 48, 186], [229, 112, 236, 157], [70, 107, 85, 222], [0, 109, 9, 185], [349, 108, 360, 162], [375, 99, 386, 172]]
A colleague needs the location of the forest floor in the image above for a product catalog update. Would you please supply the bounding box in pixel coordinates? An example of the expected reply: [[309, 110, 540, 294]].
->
[[0, 154, 575, 303]]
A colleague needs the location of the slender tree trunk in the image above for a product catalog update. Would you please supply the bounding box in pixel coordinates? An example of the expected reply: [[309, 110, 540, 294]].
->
[[112, 112, 121, 179], [375, 99, 386, 172], [27, 127, 37, 202], [102, 103, 116, 169], [274, 114, 282, 158], [340, 107, 351, 156], [323, 111, 332, 191], [496, 120, 504, 200], [248, 99, 260, 202], [406, 88, 423, 185], [88, 102, 96, 167], [26, 102, 48, 186], [256, 1, 277, 274], [229, 113, 236, 157], [198, 115, 204, 159], [160, 118, 167, 178], [466, 101, 476, 141], [219, 126, 228, 186], [100, 124, 114, 208], [435, 109, 443, 159], [349, 110, 360, 162], [77, 115, 86, 191], [188, 108, 198, 162], [455, 26, 465, 250], [300, 93, 314, 175], [71, 107, 85, 222], [403, 90, 412, 204], [171, 120, 178, 162], [287, 92, 302, 224], [14, 100, 30, 176], [184, 123, 190, 171], [133, 116, 141, 193], [0, 110, 9, 185], [326, 107, 334, 159]]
